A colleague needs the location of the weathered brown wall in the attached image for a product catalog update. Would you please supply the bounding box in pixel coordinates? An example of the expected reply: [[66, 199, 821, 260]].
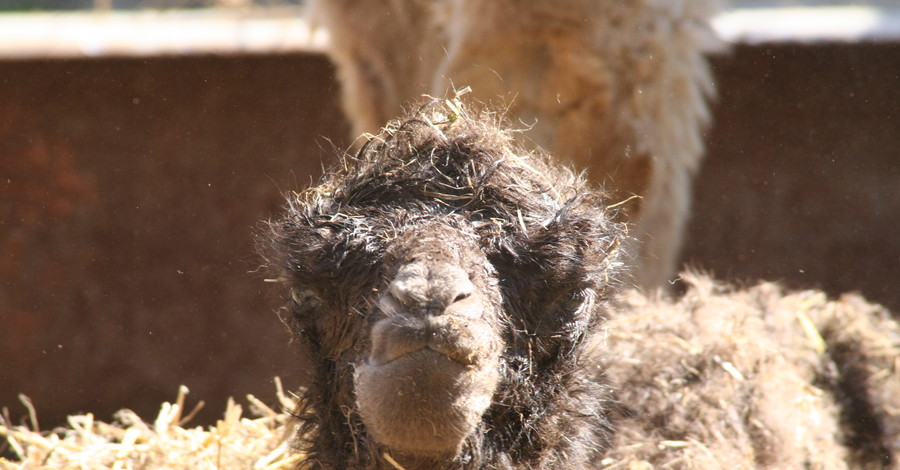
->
[[0, 53, 348, 425], [681, 42, 900, 311], [1, 42, 897, 427]]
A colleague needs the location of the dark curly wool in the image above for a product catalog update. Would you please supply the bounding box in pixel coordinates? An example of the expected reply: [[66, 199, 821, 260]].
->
[[260, 101, 626, 469]]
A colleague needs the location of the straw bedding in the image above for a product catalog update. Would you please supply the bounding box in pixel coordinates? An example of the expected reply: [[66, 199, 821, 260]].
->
[[1, 380, 302, 470], [3, 276, 898, 469]]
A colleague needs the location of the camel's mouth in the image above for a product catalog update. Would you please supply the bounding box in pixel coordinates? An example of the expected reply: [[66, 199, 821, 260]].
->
[[367, 314, 497, 368], [353, 313, 503, 456], [370, 343, 471, 367], [354, 345, 500, 456]]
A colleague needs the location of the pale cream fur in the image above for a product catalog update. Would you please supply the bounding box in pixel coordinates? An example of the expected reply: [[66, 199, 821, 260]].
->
[[309, 0, 723, 289]]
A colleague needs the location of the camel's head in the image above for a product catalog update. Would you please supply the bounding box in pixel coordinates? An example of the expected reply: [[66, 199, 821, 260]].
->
[[262, 101, 626, 468]]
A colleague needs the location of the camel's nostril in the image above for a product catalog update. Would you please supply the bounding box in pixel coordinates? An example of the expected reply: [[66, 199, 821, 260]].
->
[[389, 262, 477, 314]]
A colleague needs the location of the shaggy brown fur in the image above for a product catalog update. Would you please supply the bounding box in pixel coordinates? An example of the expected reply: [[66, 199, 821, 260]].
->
[[309, 0, 723, 289], [603, 274, 900, 469], [261, 102, 900, 469], [261, 101, 626, 469]]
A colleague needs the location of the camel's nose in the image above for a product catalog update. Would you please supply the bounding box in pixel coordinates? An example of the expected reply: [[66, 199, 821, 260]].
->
[[388, 261, 474, 315]]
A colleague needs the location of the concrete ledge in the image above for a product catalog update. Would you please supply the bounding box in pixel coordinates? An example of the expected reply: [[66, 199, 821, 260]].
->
[[0, 8, 326, 59], [1, 6, 899, 60], [713, 6, 900, 43]]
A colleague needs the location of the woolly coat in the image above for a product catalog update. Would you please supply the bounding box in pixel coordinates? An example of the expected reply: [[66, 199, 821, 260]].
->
[[309, 0, 723, 288]]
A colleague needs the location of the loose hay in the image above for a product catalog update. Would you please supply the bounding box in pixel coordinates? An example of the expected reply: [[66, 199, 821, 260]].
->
[[3, 277, 898, 469], [0, 379, 302, 470]]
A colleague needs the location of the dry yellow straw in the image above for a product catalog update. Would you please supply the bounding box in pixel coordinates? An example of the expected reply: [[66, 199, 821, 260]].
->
[[0, 378, 302, 470]]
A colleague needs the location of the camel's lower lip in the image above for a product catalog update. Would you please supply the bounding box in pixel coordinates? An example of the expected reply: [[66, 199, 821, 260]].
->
[[354, 347, 501, 456], [369, 315, 494, 367], [369, 342, 475, 367]]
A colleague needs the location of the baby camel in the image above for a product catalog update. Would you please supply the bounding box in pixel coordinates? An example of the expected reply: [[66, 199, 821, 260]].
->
[[261, 101, 899, 469]]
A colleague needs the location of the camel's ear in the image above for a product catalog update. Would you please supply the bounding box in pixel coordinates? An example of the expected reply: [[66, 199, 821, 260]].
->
[[491, 202, 623, 334], [263, 214, 341, 289], [527, 202, 623, 291], [263, 200, 387, 301], [262, 210, 383, 360]]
